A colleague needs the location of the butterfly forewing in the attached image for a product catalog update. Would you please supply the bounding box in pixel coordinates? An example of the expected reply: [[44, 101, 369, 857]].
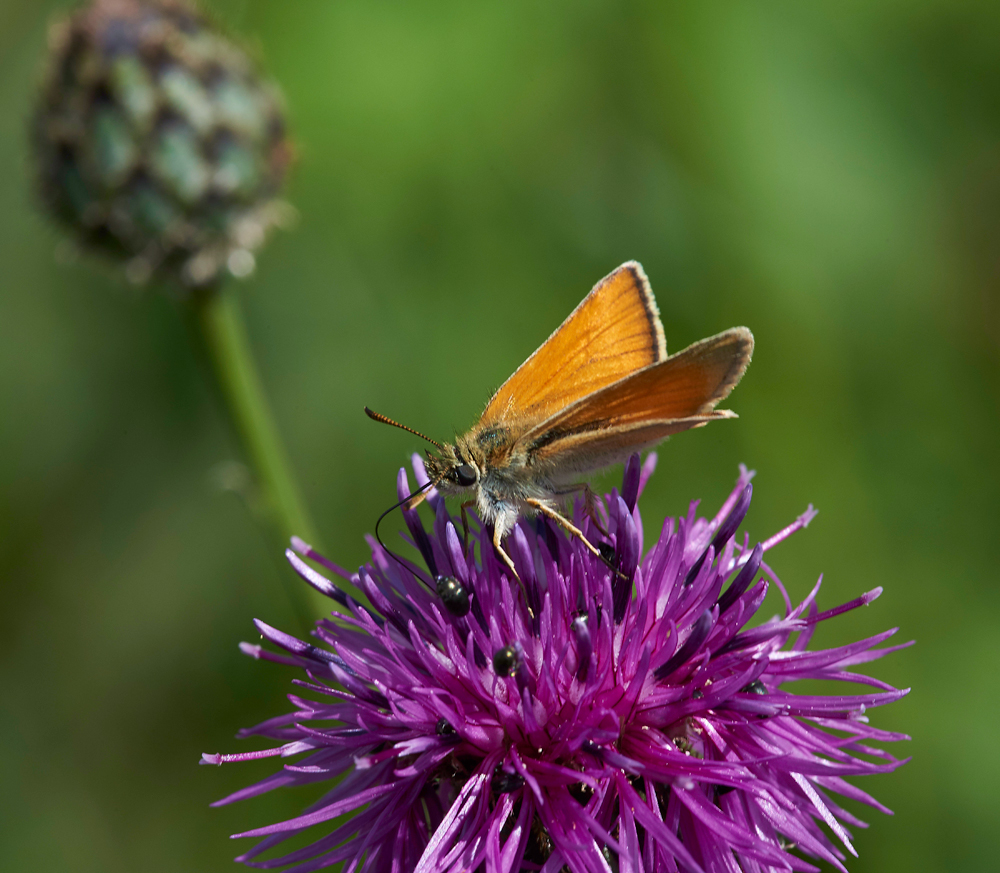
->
[[526, 327, 753, 470], [480, 262, 667, 427]]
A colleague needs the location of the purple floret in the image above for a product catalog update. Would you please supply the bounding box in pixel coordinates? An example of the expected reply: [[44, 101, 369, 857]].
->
[[203, 454, 910, 873]]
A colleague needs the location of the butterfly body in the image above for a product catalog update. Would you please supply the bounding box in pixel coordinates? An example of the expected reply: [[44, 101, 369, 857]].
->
[[369, 261, 754, 580], [425, 421, 559, 546]]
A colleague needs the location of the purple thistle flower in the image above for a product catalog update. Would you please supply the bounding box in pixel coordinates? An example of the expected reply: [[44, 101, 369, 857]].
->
[[203, 455, 910, 873]]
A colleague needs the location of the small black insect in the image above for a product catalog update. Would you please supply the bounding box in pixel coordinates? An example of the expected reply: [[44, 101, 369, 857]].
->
[[435, 574, 471, 617], [598, 542, 618, 567], [492, 645, 520, 677], [435, 717, 457, 737], [740, 679, 768, 695], [492, 765, 525, 794]]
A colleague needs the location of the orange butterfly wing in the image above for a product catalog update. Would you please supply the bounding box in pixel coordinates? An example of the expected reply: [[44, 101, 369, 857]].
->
[[480, 262, 666, 426], [527, 328, 754, 474]]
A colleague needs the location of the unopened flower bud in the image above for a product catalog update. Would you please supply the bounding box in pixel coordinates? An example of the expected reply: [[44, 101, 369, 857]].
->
[[33, 0, 293, 288]]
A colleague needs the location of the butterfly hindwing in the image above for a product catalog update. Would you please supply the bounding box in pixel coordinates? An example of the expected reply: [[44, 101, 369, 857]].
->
[[527, 327, 754, 470]]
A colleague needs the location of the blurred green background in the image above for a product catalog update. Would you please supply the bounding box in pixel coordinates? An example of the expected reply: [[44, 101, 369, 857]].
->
[[2, 0, 998, 870]]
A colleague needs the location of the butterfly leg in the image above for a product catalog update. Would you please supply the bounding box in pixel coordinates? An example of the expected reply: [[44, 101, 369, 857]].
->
[[491, 525, 538, 619], [492, 524, 521, 582], [525, 498, 604, 562], [527, 498, 626, 579], [553, 482, 609, 538]]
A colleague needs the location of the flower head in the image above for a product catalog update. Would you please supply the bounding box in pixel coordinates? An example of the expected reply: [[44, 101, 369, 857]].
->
[[33, 0, 293, 286], [204, 455, 909, 873]]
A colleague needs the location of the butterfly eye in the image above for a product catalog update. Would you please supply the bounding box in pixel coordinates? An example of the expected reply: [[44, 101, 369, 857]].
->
[[455, 463, 477, 486]]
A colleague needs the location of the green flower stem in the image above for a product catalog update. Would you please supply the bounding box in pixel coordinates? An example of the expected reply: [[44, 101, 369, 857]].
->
[[189, 285, 319, 627]]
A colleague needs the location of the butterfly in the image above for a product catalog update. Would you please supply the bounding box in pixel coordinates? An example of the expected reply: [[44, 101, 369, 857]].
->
[[366, 261, 753, 580]]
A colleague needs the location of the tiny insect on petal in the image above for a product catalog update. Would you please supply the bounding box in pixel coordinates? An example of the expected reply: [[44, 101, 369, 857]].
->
[[435, 575, 471, 617]]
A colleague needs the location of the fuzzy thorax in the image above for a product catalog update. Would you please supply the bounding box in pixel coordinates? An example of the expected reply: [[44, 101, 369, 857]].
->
[[424, 428, 551, 541]]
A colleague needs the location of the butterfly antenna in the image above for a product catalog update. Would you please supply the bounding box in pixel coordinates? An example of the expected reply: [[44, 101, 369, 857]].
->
[[364, 407, 444, 450]]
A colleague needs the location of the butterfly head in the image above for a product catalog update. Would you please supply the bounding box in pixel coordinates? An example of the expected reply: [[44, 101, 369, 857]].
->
[[424, 441, 482, 496]]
